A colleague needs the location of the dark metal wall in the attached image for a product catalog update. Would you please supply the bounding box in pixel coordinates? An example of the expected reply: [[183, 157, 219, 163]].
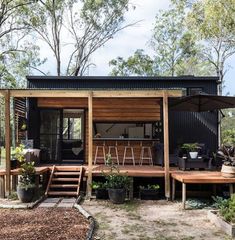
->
[[27, 76, 219, 152]]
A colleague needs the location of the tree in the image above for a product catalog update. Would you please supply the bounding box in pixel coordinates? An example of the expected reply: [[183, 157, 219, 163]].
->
[[187, 0, 235, 94], [109, 49, 159, 76], [109, 1, 213, 77], [28, 0, 133, 76], [0, 0, 42, 88]]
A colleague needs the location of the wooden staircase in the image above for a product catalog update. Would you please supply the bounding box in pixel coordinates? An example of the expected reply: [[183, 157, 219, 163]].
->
[[45, 166, 83, 197]]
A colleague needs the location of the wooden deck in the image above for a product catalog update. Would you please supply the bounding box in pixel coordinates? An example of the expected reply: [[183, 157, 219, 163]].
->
[[171, 171, 235, 209]]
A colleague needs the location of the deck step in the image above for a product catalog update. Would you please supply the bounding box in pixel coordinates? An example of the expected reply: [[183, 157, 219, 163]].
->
[[45, 165, 83, 197], [47, 191, 77, 196], [54, 172, 80, 175], [50, 184, 78, 188], [52, 178, 80, 182]]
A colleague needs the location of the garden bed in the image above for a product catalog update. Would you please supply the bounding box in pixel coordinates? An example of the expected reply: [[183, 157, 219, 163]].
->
[[0, 208, 89, 240], [208, 210, 235, 237]]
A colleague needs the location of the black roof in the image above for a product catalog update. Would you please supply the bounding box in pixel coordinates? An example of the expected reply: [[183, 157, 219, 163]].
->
[[27, 75, 219, 82], [26, 75, 219, 94]]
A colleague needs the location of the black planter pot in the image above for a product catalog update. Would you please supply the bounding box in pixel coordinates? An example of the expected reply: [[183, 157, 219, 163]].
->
[[108, 188, 126, 204], [140, 189, 159, 200], [11, 159, 18, 169], [17, 186, 35, 203], [96, 189, 109, 199]]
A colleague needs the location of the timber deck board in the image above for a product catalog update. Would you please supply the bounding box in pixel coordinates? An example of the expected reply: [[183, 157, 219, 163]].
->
[[171, 172, 235, 184]]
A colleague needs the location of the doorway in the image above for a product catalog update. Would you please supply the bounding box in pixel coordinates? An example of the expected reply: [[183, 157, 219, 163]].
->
[[39, 109, 85, 164]]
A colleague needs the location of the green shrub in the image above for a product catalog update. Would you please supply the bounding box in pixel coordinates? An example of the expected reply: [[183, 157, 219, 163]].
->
[[213, 195, 235, 223]]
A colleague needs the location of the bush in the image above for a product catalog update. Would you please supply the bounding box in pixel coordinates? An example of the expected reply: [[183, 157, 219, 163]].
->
[[213, 195, 235, 223]]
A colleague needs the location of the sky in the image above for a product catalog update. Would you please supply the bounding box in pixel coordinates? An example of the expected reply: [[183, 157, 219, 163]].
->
[[38, 0, 235, 95]]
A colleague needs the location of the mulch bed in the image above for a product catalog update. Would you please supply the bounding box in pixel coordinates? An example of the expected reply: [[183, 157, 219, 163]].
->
[[0, 208, 89, 240]]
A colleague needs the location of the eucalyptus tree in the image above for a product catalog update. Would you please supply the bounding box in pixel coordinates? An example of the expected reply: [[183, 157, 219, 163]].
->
[[188, 0, 235, 94], [109, 1, 212, 77], [28, 0, 133, 76], [0, 0, 41, 88], [109, 49, 159, 76]]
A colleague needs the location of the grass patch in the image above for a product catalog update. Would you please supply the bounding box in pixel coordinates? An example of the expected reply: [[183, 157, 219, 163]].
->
[[107, 200, 140, 212], [121, 223, 145, 235], [153, 219, 177, 227]]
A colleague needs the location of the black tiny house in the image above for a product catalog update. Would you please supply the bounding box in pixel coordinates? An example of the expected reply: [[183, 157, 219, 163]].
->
[[25, 75, 219, 164]]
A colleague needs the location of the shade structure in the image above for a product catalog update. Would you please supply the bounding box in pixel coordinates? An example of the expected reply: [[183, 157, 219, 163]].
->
[[169, 93, 235, 112]]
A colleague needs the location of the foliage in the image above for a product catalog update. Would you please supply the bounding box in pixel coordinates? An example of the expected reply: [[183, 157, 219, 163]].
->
[[109, 49, 159, 76], [187, 0, 235, 93], [13, 144, 36, 189], [104, 154, 130, 190], [217, 145, 235, 166], [212, 195, 235, 223], [109, 1, 213, 77], [91, 181, 107, 190], [139, 184, 160, 190], [222, 129, 235, 146], [27, 0, 132, 76], [0, 1, 43, 88], [181, 143, 199, 152]]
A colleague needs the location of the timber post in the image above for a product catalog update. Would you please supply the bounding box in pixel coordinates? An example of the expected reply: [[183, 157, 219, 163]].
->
[[163, 90, 170, 199], [5, 90, 11, 196], [87, 91, 93, 198]]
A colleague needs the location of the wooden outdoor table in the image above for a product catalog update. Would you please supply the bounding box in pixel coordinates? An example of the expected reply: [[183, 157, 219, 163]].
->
[[171, 171, 235, 209]]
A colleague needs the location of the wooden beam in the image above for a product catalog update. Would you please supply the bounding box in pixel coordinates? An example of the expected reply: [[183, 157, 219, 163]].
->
[[163, 90, 170, 199], [5, 90, 11, 196], [8, 89, 182, 98], [87, 92, 93, 198]]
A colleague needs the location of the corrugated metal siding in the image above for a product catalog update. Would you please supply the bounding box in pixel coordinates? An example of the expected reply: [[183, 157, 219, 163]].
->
[[27, 77, 217, 94], [27, 76, 218, 152]]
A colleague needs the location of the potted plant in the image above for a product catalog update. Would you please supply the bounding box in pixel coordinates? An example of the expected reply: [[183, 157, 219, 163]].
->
[[14, 144, 36, 203], [181, 143, 199, 159], [139, 184, 160, 200], [104, 154, 130, 204], [218, 145, 235, 178], [91, 181, 109, 199]]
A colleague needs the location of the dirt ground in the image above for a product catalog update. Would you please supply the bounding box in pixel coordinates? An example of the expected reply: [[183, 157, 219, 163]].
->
[[0, 208, 89, 240], [82, 199, 232, 240]]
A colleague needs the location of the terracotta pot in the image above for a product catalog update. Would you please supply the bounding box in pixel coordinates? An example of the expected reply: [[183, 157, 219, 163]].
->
[[221, 165, 235, 178]]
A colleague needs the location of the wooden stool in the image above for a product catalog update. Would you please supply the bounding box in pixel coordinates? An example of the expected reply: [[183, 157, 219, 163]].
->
[[123, 141, 135, 165], [108, 141, 119, 165], [140, 141, 153, 166], [94, 141, 106, 164]]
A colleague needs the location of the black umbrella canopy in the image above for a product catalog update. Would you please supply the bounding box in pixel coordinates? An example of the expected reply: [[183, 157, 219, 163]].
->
[[169, 93, 235, 112]]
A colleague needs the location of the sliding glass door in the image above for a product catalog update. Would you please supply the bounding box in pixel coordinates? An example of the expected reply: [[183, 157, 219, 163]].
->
[[40, 109, 61, 162]]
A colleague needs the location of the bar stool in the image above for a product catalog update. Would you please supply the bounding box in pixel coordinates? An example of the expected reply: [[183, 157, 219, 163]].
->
[[94, 141, 106, 165], [139, 141, 153, 166], [123, 141, 135, 165], [108, 141, 119, 165]]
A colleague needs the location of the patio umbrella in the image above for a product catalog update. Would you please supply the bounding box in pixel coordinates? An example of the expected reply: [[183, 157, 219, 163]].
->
[[169, 93, 235, 112]]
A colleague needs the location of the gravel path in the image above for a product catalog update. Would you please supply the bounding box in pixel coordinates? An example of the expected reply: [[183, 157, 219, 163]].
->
[[82, 199, 231, 240]]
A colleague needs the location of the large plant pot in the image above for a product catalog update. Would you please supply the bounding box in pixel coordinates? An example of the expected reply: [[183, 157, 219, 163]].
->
[[140, 189, 159, 200], [221, 165, 235, 178], [17, 186, 35, 203], [96, 189, 109, 199], [189, 152, 198, 159], [108, 188, 126, 204]]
